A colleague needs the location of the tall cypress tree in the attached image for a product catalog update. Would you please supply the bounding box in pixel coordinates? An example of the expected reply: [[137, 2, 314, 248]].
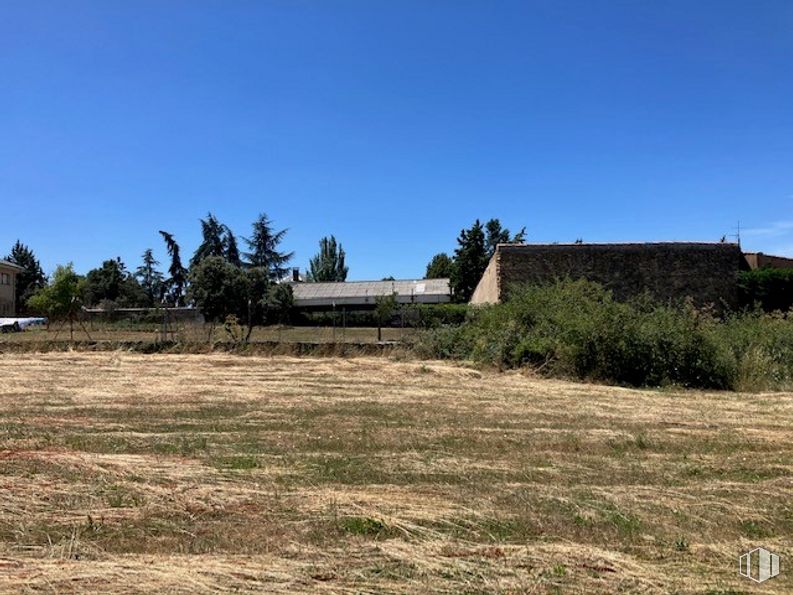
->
[[159, 231, 188, 306]]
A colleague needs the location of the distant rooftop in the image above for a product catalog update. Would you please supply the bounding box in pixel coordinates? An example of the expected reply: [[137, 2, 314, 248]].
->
[[0, 259, 24, 271], [289, 278, 451, 308], [497, 241, 740, 249]]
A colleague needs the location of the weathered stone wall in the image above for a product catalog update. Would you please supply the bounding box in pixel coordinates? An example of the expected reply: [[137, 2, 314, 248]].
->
[[470, 254, 500, 304], [474, 243, 744, 309]]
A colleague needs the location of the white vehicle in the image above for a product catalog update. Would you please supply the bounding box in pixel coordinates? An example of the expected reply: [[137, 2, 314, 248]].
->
[[0, 317, 48, 333]]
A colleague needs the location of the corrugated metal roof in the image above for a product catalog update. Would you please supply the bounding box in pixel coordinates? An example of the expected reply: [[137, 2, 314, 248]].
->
[[289, 278, 451, 307]]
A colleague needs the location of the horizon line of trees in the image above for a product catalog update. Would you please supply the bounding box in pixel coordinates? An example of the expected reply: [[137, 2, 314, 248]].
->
[[9, 212, 351, 322], [9, 213, 527, 319]]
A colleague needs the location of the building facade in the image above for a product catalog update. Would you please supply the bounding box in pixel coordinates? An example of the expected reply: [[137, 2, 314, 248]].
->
[[0, 259, 23, 316]]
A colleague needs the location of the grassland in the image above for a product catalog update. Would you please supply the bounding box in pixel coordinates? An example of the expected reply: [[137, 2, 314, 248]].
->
[[0, 353, 791, 593]]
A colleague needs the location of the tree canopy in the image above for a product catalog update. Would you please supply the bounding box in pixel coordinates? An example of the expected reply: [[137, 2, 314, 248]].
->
[[450, 220, 488, 302], [83, 258, 146, 307], [27, 264, 84, 319], [190, 213, 228, 267], [307, 235, 348, 282], [187, 256, 251, 322], [135, 249, 165, 307], [6, 240, 46, 314], [484, 219, 526, 258], [159, 231, 188, 306], [425, 253, 453, 279], [244, 214, 293, 280], [439, 218, 525, 301]]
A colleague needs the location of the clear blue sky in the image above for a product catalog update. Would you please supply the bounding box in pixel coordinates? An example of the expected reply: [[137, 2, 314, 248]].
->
[[2, 1, 792, 279]]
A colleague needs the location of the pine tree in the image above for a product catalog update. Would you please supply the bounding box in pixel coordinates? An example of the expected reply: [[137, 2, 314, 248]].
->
[[135, 249, 165, 306], [243, 214, 293, 280], [307, 236, 348, 282], [6, 240, 46, 314], [484, 219, 526, 258], [224, 229, 242, 267], [190, 213, 226, 267], [450, 220, 488, 302]]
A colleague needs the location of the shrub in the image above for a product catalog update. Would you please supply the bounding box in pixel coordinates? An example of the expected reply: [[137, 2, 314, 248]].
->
[[714, 309, 793, 391], [418, 279, 793, 390], [738, 268, 793, 312], [413, 303, 469, 327]]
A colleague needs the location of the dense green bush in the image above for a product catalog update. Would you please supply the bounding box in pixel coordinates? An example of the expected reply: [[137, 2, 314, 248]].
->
[[738, 268, 793, 312], [714, 310, 793, 390], [417, 280, 793, 391], [293, 303, 468, 328], [413, 303, 469, 327]]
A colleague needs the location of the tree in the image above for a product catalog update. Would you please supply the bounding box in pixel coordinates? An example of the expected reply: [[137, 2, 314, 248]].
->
[[6, 240, 46, 314], [307, 235, 348, 282], [450, 220, 488, 302], [485, 219, 526, 258], [191, 213, 227, 267], [135, 249, 165, 307], [266, 283, 294, 324], [375, 291, 398, 342], [27, 264, 84, 319], [243, 214, 293, 280], [224, 229, 242, 267], [425, 253, 453, 279], [84, 259, 126, 305], [84, 258, 146, 307], [244, 266, 270, 327], [159, 231, 188, 306], [187, 256, 251, 323]]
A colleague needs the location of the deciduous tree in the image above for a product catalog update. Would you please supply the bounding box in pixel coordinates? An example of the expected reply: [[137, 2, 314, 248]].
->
[[307, 236, 348, 282], [425, 253, 453, 279], [27, 264, 84, 320]]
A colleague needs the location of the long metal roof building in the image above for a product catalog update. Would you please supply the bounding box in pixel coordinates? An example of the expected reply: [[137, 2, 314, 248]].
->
[[288, 278, 451, 308]]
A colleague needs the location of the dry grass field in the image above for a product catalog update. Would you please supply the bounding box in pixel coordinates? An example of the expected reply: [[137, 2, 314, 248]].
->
[[0, 353, 791, 593], [0, 325, 415, 346]]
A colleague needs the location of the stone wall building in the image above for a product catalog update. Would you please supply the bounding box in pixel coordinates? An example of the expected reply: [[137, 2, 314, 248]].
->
[[470, 242, 746, 310], [743, 252, 793, 270]]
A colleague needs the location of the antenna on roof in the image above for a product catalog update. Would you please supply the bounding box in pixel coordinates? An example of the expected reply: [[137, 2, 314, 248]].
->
[[724, 222, 741, 246], [730, 221, 741, 246]]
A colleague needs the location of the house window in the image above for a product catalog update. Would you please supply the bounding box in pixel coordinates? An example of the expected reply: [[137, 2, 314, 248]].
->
[[0, 273, 9, 285]]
